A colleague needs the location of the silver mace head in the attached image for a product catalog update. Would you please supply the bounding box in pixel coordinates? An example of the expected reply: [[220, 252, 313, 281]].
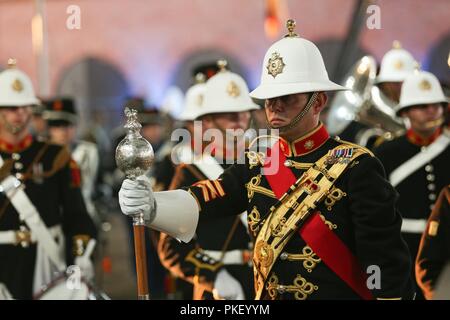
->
[[115, 107, 154, 180]]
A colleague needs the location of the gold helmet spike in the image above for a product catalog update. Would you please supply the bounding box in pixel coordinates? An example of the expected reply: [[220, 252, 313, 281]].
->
[[392, 40, 402, 49], [194, 72, 206, 84], [413, 61, 421, 73], [284, 19, 298, 38], [217, 59, 228, 72], [7, 58, 17, 68]]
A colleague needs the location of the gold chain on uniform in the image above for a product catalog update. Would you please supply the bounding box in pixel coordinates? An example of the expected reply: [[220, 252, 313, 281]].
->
[[253, 144, 368, 299]]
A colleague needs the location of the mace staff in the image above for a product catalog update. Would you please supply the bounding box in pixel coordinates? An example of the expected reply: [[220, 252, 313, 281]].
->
[[115, 107, 154, 300]]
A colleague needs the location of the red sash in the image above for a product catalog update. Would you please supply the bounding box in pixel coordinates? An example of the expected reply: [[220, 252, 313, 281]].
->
[[264, 142, 373, 300]]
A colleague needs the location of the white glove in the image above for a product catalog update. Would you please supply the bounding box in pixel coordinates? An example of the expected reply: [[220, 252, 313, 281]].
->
[[74, 256, 95, 282], [0, 283, 13, 300], [118, 175, 156, 222], [213, 269, 245, 300]]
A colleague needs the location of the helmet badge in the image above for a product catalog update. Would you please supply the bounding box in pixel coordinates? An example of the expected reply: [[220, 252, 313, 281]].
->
[[393, 60, 404, 70], [226, 81, 241, 98], [419, 79, 431, 91], [266, 52, 285, 78], [11, 79, 24, 92]]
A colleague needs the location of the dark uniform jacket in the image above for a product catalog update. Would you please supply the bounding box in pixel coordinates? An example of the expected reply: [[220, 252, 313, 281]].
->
[[374, 128, 449, 297], [0, 135, 97, 299], [158, 153, 254, 299], [416, 185, 450, 299], [152, 153, 177, 192], [184, 124, 413, 300]]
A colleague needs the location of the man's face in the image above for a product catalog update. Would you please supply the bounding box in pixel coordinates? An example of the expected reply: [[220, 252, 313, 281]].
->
[[49, 125, 77, 145], [402, 103, 444, 132], [0, 106, 33, 135], [264, 93, 314, 131], [208, 111, 251, 132], [378, 82, 402, 103], [202, 111, 251, 159]]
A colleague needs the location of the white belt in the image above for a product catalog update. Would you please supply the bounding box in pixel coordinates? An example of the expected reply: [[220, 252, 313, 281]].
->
[[0, 225, 63, 246], [401, 218, 427, 234], [203, 249, 250, 265]]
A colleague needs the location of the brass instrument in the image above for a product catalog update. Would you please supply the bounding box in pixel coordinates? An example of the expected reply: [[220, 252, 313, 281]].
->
[[326, 56, 405, 147]]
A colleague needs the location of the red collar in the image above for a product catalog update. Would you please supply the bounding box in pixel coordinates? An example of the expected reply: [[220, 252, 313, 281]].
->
[[406, 128, 442, 146], [278, 123, 330, 157], [0, 134, 33, 153]]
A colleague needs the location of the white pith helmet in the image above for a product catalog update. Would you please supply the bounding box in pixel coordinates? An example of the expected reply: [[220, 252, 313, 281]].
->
[[0, 58, 40, 107], [376, 41, 416, 84], [198, 60, 259, 118], [179, 73, 206, 121], [396, 69, 448, 115], [249, 19, 346, 100]]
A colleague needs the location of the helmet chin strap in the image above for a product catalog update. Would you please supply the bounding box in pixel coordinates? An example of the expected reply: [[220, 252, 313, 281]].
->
[[266, 92, 319, 133]]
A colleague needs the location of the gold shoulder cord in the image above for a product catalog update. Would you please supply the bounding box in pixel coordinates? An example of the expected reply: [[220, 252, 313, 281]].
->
[[253, 145, 369, 299]]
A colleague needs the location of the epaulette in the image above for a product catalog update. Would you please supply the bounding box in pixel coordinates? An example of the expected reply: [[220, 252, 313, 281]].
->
[[246, 135, 277, 169], [245, 150, 266, 169]]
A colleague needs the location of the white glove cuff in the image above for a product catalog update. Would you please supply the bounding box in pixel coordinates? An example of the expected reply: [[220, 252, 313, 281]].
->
[[150, 190, 199, 243]]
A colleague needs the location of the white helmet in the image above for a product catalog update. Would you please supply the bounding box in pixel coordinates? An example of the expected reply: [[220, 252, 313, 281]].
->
[[396, 70, 448, 115], [250, 20, 346, 100], [376, 41, 416, 84], [198, 60, 259, 118], [179, 74, 206, 121], [0, 58, 40, 107]]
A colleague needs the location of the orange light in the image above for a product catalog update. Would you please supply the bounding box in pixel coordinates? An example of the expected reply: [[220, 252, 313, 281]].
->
[[265, 15, 280, 39]]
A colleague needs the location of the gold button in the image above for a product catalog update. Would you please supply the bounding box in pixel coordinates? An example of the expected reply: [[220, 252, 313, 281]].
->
[[14, 162, 24, 170]]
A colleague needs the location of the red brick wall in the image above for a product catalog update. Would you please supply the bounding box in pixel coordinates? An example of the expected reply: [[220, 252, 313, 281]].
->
[[0, 0, 448, 103]]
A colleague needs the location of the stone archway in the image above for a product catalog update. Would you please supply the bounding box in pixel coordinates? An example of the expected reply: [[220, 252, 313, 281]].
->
[[56, 57, 130, 135]]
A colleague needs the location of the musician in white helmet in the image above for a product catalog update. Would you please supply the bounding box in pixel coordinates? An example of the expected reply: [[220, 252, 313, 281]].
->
[[157, 61, 256, 300], [376, 41, 417, 103], [119, 20, 413, 300], [374, 69, 449, 299], [337, 41, 416, 147], [0, 59, 96, 299]]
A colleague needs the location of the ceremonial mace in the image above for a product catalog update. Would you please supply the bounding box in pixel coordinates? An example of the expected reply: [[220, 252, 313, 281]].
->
[[116, 108, 154, 300]]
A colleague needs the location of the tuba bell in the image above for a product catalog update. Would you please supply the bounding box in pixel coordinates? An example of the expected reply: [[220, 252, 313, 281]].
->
[[326, 55, 406, 147]]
